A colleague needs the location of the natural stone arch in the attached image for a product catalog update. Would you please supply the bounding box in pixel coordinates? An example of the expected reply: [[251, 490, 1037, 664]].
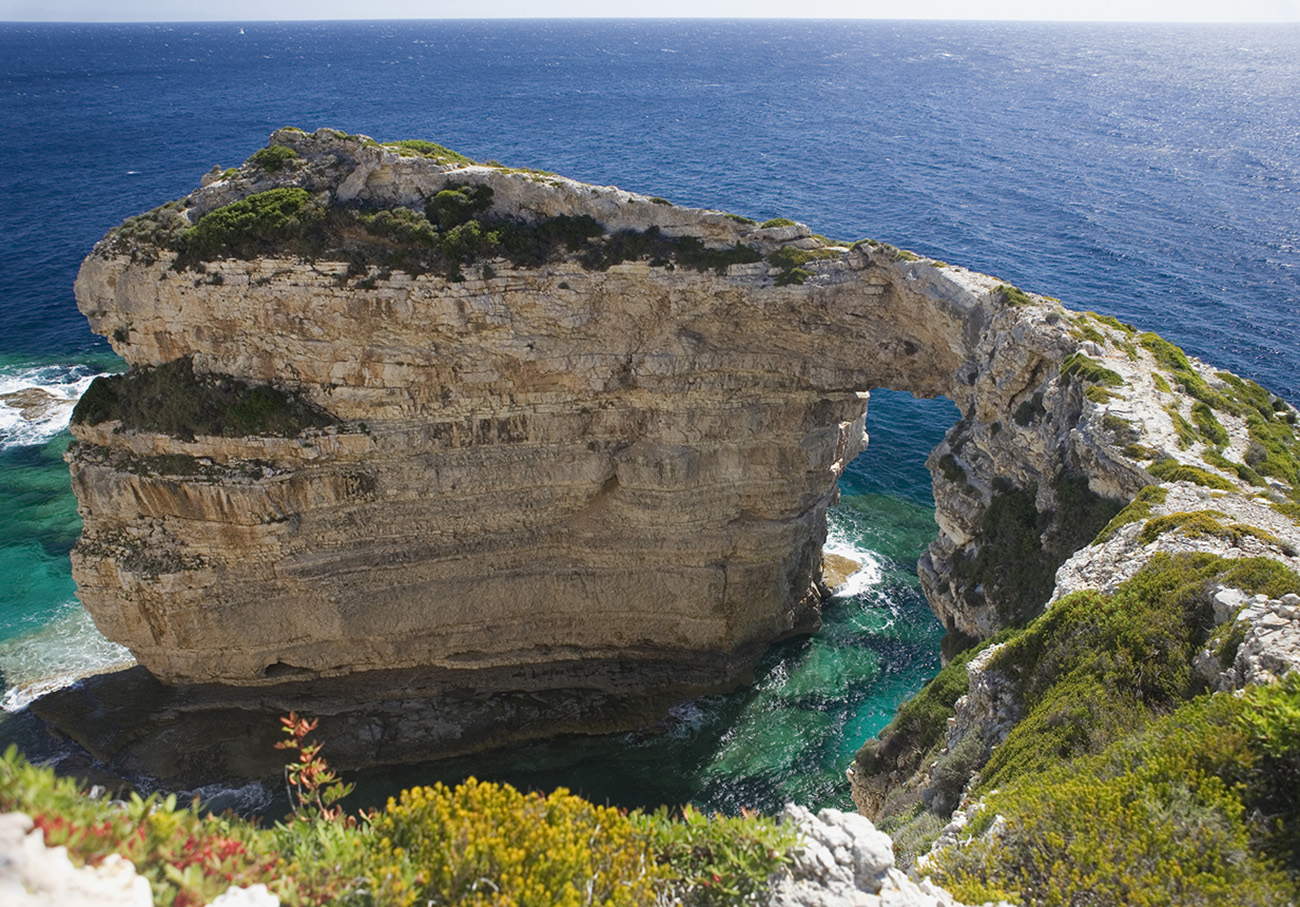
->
[[62, 129, 1288, 779]]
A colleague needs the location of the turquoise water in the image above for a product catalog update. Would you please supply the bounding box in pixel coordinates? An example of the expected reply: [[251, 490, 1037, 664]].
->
[[345, 391, 958, 814]]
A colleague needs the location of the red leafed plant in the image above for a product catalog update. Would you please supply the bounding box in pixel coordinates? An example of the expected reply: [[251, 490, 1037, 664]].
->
[[275, 711, 355, 822]]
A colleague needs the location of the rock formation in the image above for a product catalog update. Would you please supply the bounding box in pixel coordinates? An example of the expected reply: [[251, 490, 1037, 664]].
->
[[55, 128, 1300, 779]]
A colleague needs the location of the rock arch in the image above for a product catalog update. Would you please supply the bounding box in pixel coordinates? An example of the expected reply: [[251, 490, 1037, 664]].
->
[[61, 129, 1289, 776]]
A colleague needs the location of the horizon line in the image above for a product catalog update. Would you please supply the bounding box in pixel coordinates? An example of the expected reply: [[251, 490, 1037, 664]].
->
[[4, 15, 1300, 25]]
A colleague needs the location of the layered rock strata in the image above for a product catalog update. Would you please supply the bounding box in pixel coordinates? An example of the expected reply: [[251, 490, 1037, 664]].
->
[[61, 128, 1300, 776]]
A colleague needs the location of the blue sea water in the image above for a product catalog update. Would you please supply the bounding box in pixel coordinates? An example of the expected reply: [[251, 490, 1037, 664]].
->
[[0, 19, 1298, 812]]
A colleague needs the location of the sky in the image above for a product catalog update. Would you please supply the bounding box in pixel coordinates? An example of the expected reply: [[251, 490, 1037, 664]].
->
[[3, 0, 1299, 22]]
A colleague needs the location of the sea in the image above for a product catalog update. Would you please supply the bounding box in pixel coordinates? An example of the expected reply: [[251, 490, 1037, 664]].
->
[[1, 19, 1298, 815]]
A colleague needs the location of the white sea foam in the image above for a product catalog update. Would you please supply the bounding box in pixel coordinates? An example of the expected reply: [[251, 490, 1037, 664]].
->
[[0, 603, 135, 712], [823, 518, 885, 599], [0, 363, 107, 450]]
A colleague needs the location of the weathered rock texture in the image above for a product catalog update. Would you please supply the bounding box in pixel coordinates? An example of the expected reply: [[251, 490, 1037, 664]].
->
[[61, 128, 1300, 777], [768, 805, 991, 907]]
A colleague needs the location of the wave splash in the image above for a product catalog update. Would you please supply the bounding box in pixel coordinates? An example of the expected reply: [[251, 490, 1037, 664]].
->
[[0, 363, 105, 450], [0, 603, 135, 712], [823, 516, 885, 598]]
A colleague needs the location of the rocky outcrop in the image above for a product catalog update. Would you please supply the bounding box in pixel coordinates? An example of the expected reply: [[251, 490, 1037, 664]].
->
[[768, 805, 987, 907], [59, 128, 1300, 778]]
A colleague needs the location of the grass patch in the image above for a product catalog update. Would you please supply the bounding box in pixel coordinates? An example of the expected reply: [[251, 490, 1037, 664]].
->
[[1192, 401, 1229, 447], [1164, 403, 1199, 449], [1137, 510, 1285, 550], [1060, 352, 1124, 388], [1202, 448, 1266, 487], [765, 245, 838, 286], [992, 284, 1031, 306], [1092, 485, 1169, 545], [759, 217, 795, 228], [384, 139, 474, 164], [1147, 457, 1238, 491], [1088, 312, 1136, 334]]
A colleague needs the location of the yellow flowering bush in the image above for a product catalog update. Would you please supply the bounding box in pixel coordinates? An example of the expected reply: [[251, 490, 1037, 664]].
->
[[367, 778, 662, 907]]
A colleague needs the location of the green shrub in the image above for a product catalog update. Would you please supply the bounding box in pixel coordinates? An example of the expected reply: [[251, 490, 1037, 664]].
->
[[631, 805, 797, 907], [760, 217, 795, 228], [1244, 410, 1300, 488], [1146, 457, 1237, 491], [774, 267, 811, 286], [934, 693, 1297, 907], [425, 184, 495, 230], [1240, 671, 1300, 871], [369, 779, 659, 907], [246, 144, 299, 172], [1013, 392, 1045, 427], [1138, 510, 1285, 550], [1202, 448, 1266, 487], [179, 188, 315, 261], [996, 284, 1033, 306], [1088, 312, 1136, 334], [0, 740, 807, 907], [955, 473, 1122, 628], [978, 553, 1300, 795], [1164, 403, 1199, 449], [937, 452, 966, 484]]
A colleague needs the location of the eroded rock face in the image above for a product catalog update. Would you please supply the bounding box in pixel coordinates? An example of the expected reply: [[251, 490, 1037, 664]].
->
[[64, 129, 1300, 773]]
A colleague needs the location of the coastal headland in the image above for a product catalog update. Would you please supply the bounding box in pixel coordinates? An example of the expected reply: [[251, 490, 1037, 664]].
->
[[39, 128, 1300, 786]]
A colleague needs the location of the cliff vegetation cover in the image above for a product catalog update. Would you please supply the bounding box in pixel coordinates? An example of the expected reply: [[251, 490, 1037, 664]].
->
[[864, 554, 1300, 906]]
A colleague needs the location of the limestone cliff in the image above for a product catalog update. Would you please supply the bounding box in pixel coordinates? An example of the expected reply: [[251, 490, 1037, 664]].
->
[[59, 128, 1300, 778]]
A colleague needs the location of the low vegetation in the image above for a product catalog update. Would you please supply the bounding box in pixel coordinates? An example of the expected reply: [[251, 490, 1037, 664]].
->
[[1059, 352, 1124, 389], [246, 144, 299, 173], [0, 718, 797, 907], [996, 284, 1033, 307], [383, 139, 474, 165], [1146, 457, 1238, 491], [927, 553, 1300, 906], [156, 183, 767, 283], [1091, 484, 1168, 545]]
